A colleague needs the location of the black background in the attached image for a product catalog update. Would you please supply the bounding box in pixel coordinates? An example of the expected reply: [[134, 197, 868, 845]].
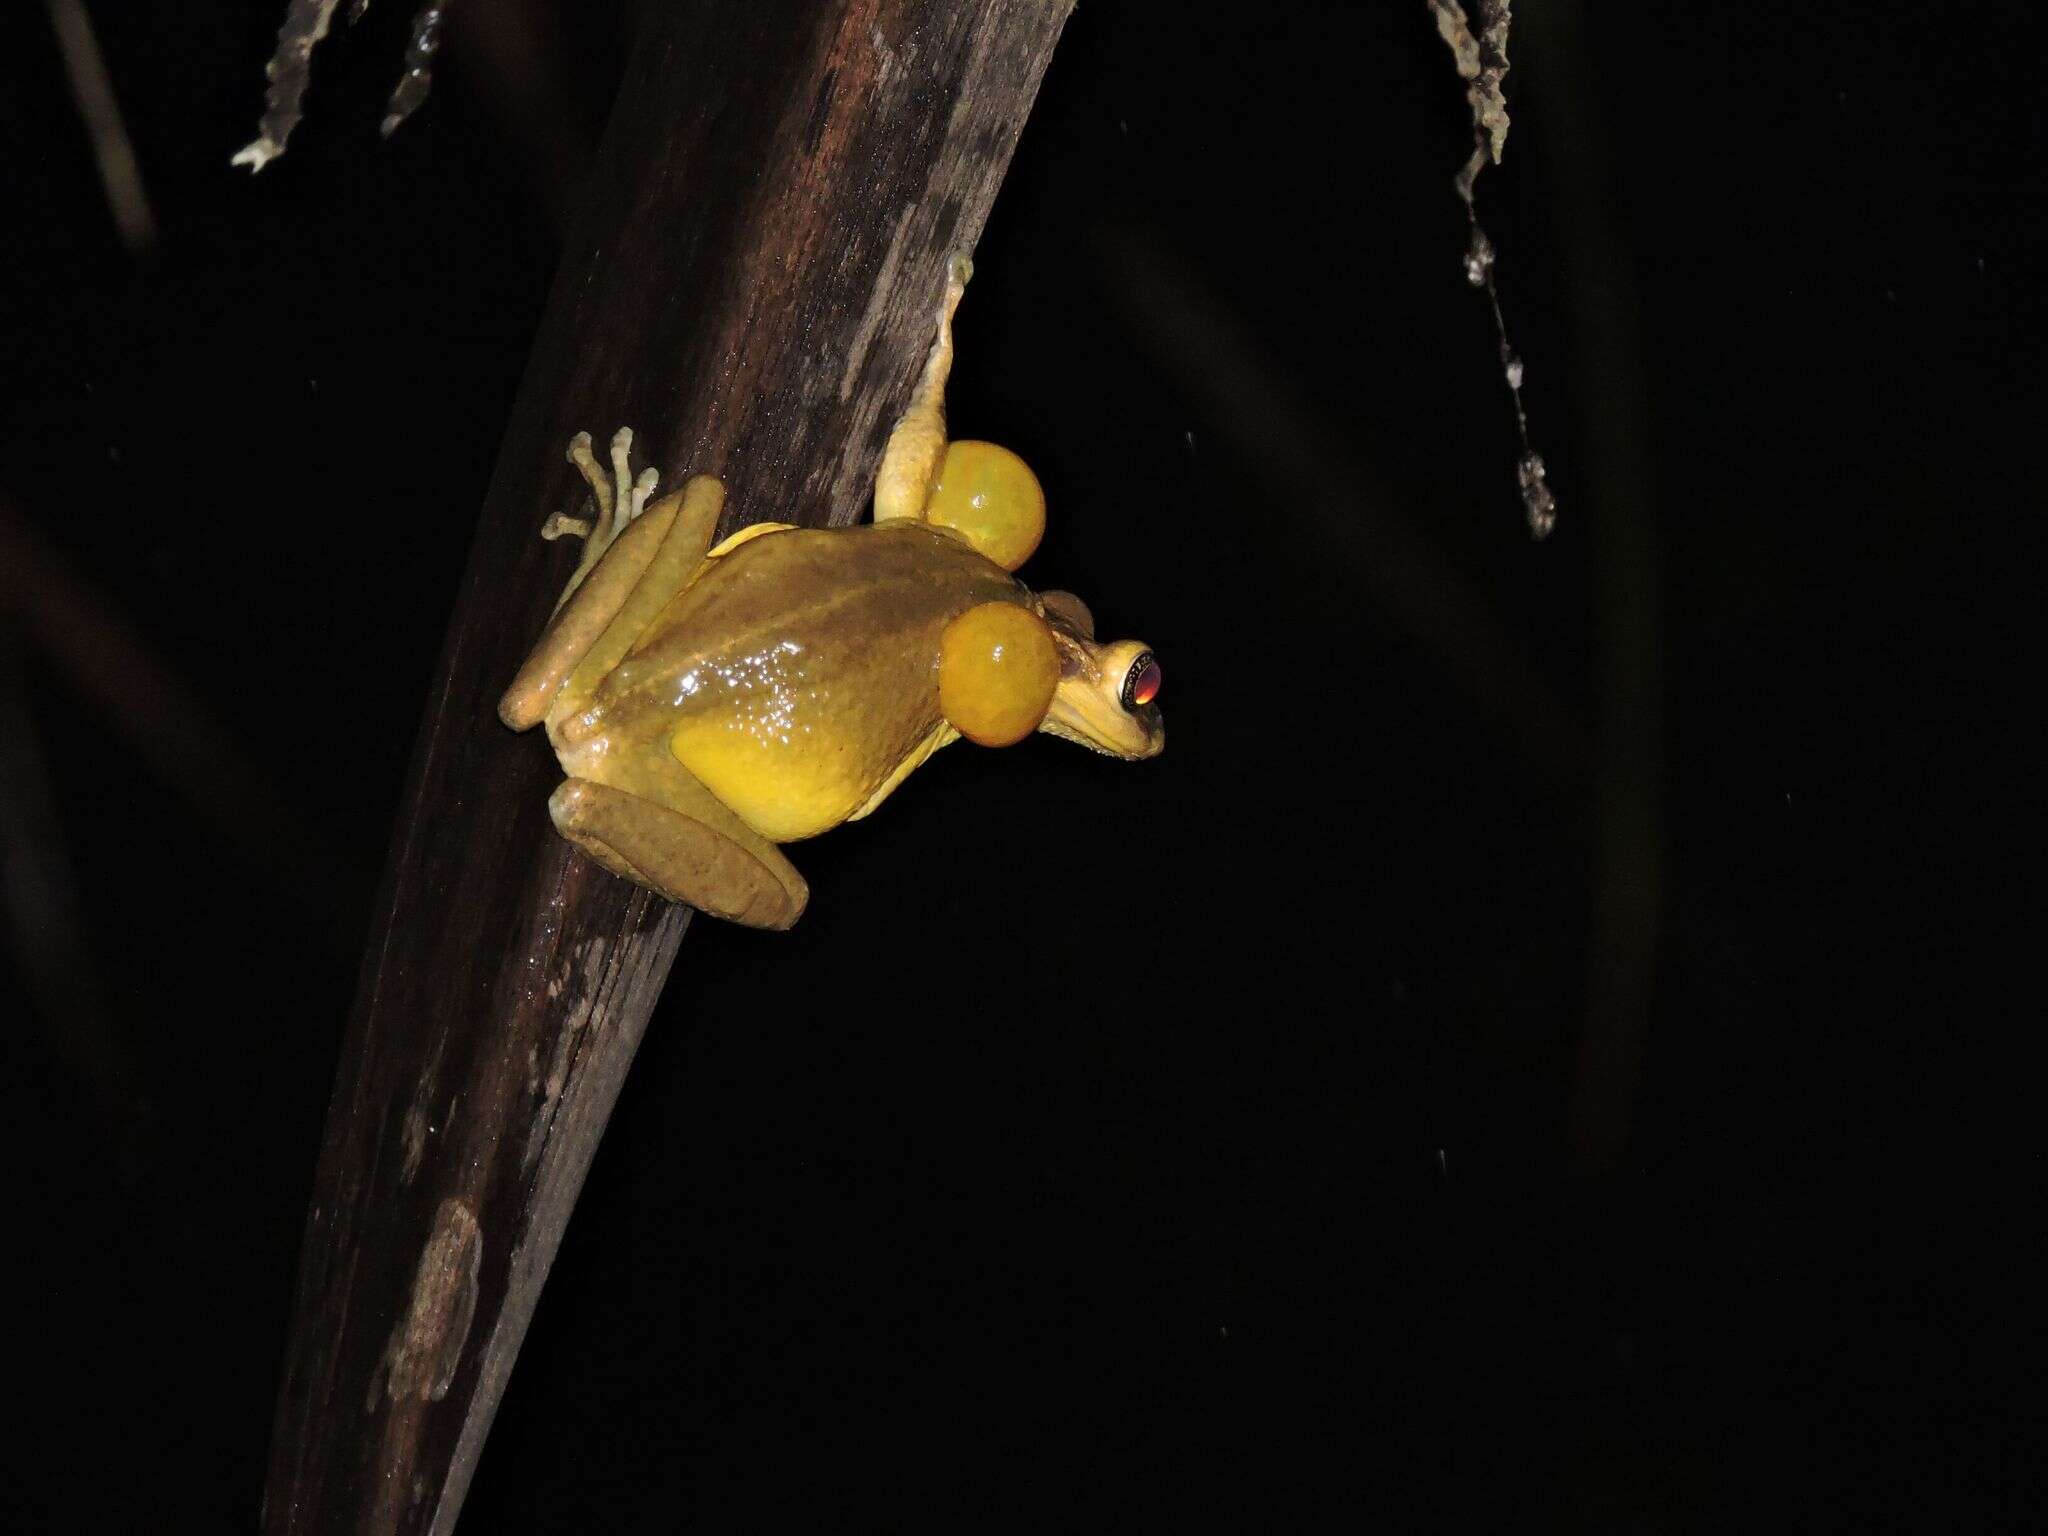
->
[[3, 1, 2037, 1528]]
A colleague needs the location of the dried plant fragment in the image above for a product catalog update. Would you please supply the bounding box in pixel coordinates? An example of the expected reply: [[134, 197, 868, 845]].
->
[[380, 3, 446, 139], [1430, 0, 1511, 191], [1427, 0, 1556, 537], [232, 0, 344, 172], [231, 0, 450, 170]]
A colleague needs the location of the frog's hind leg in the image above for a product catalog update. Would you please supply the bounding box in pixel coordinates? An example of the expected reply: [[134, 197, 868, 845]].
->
[[501, 457, 726, 731], [549, 748, 808, 930], [871, 256, 1045, 571]]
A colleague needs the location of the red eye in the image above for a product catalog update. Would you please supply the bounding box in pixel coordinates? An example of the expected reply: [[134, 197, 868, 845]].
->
[[1123, 653, 1161, 710]]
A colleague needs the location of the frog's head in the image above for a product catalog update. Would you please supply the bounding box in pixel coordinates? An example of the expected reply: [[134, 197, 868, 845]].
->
[[1035, 591, 1164, 761]]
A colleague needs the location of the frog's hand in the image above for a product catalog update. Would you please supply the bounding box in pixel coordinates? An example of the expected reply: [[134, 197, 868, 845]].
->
[[549, 749, 808, 930], [500, 459, 726, 732], [872, 256, 1046, 572], [875, 254, 970, 525]]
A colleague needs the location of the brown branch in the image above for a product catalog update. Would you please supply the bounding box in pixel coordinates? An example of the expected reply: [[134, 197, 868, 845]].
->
[[259, 4, 1074, 1531]]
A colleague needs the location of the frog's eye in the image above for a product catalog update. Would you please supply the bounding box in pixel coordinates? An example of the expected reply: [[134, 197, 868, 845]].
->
[[1121, 652, 1161, 712], [926, 441, 1046, 572], [939, 602, 1060, 746]]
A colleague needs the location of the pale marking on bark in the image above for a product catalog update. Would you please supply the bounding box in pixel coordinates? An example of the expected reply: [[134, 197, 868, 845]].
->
[[367, 1198, 482, 1408], [523, 936, 606, 1172], [870, 26, 897, 91], [839, 202, 920, 402], [397, 1031, 449, 1185], [400, 1102, 429, 1185], [429, 918, 682, 1536], [868, 24, 921, 107]]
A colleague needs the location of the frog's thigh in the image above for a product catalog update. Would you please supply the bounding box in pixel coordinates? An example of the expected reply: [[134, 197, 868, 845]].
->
[[500, 473, 725, 730], [549, 757, 808, 930]]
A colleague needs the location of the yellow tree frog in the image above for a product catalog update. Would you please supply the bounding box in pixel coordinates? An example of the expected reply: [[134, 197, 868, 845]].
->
[[498, 258, 1164, 929]]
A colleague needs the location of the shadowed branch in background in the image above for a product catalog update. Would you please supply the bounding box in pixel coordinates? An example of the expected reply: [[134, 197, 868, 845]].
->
[[0, 499, 299, 1267], [46, 0, 158, 251], [0, 624, 181, 1242], [0, 498, 353, 955], [258, 5, 1075, 1532]]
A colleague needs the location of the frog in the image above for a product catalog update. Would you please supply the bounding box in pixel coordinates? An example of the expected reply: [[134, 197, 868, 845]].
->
[[498, 257, 1163, 929]]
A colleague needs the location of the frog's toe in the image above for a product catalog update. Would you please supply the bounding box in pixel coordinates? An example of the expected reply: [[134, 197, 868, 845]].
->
[[557, 427, 658, 541], [549, 778, 808, 930], [604, 428, 660, 530]]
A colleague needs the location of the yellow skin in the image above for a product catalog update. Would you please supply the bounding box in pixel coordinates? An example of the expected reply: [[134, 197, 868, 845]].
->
[[499, 257, 1164, 929]]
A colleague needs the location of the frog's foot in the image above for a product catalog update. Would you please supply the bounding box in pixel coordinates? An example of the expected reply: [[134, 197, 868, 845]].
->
[[549, 777, 808, 930], [543, 428, 662, 610]]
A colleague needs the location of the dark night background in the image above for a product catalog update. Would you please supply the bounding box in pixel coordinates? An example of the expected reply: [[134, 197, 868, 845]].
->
[[3, 1, 2038, 1529]]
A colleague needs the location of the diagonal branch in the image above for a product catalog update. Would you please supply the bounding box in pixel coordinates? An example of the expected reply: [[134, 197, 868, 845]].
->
[[260, 4, 1074, 1531]]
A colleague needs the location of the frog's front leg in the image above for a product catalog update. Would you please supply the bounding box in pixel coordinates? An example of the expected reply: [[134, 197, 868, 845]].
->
[[499, 441, 725, 732], [875, 255, 971, 524], [873, 255, 1046, 572], [550, 742, 808, 930]]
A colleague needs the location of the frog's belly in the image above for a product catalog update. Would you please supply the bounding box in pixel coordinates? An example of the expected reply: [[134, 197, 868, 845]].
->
[[595, 521, 1019, 843], [668, 714, 895, 843]]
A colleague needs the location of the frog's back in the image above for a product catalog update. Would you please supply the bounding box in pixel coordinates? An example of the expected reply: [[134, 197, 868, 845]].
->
[[592, 521, 1026, 841]]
